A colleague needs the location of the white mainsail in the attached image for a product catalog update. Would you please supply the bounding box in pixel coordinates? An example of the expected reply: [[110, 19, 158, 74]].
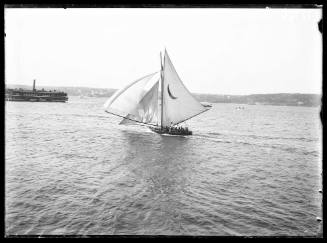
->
[[161, 50, 206, 127], [104, 72, 159, 125], [120, 81, 159, 125]]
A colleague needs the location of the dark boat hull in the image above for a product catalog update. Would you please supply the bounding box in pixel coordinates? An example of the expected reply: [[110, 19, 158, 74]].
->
[[6, 97, 68, 102], [150, 127, 192, 136]]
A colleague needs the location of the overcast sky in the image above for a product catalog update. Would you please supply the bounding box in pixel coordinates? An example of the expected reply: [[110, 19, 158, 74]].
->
[[5, 8, 322, 95]]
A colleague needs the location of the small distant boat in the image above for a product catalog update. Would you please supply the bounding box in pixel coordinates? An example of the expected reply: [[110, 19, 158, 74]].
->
[[201, 102, 213, 108], [104, 50, 211, 135]]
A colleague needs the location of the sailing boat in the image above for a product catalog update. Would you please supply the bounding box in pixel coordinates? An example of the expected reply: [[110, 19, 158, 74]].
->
[[103, 50, 210, 135]]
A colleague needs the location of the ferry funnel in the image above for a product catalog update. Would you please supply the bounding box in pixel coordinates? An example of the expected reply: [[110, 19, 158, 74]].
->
[[33, 79, 36, 91]]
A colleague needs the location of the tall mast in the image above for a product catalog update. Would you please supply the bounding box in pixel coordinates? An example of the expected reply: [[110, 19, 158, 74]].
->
[[160, 51, 164, 128]]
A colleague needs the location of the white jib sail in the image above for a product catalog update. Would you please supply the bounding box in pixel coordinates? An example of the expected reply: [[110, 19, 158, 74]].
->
[[162, 50, 206, 127], [103, 72, 159, 124], [120, 80, 159, 125]]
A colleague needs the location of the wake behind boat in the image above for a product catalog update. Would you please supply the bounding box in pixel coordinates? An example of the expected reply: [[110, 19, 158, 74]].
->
[[103, 50, 211, 135]]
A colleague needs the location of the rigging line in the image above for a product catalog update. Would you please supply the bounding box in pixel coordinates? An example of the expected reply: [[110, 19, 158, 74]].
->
[[105, 110, 159, 127], [173, 108, 211, 126], [160, 51, 164, 128]]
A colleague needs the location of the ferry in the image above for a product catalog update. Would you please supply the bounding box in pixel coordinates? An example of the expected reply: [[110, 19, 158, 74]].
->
[[5, 80, 68, 102]]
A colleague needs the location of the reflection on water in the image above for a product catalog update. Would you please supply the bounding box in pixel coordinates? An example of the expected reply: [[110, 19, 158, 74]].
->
[[115, 130, 193, 234]]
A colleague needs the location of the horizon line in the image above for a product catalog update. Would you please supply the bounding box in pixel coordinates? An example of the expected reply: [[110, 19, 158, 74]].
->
[[5, 83, 322, 96]]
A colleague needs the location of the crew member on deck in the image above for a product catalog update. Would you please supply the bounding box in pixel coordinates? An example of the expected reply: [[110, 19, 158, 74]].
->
[[170, 122, 173, 133]]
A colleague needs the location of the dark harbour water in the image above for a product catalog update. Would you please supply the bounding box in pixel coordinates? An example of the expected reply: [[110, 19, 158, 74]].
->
[[5, 97, 322, 236]]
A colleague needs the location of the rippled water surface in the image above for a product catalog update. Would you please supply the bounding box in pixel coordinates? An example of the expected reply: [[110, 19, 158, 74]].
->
[[5, 97, 322, 236]]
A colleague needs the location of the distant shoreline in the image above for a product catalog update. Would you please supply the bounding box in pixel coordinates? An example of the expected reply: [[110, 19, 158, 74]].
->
[[6, 84, 321, 107]]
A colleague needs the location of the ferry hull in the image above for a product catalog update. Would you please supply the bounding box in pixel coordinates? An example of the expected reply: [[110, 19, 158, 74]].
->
[[6, 97, 68, 102]]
